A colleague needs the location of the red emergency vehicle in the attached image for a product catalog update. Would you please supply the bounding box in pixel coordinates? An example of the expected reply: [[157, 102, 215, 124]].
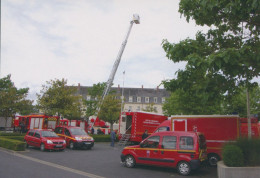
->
[[118, 112, 168, 143], [121, 131, 207, 176], [239, 117, 260, 138], [14, 114, 60, 132], [154, 115, 260, 166]]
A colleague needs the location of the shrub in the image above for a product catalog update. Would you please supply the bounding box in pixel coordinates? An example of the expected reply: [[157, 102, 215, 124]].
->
[[91, 134, 117, 142], [0, 132, 26, 137], [234, 138, 260, 166], [222, 144, 244, 167], [0, 137, 25, 151]]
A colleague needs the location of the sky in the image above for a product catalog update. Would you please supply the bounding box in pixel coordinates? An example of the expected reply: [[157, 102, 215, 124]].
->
[[1, 0, 209, 101]]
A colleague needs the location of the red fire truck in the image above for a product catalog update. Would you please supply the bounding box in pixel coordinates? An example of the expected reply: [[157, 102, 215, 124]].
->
[[154, 115, 260, 166], [118, 111, 168, 143], [14, 114, 60, 132], [240, 117, 260, 138]]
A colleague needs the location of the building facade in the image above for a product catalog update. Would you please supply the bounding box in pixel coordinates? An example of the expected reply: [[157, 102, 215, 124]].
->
[[76, 84, 170, 115]]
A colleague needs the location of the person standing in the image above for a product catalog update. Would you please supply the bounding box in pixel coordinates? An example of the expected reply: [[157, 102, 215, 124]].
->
[[142, 130, 149, 140], [110, 130, 116, 147]]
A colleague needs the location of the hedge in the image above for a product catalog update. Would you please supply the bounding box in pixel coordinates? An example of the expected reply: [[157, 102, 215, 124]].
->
[[0, 132, 26, 137], [222, 144, 244, 167], [0, 137, 25, 151], [91, 134, 118, 142], [222, 138, 260, 167]]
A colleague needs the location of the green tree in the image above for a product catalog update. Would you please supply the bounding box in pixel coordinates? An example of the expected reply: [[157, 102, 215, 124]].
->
[[142, 103, 158, 113], [98, 94, 121, 130], [37, 78, 83, 120], [0, 75, 33, 126], [223, 85, 260, 117], [84, 82, 106, 118], [162, 0, 259, 115]]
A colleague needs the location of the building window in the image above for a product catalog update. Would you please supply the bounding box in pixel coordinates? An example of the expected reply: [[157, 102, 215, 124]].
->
[[145, 97, 149, 103], [129, 96, 133, 102], [137, 106, 141, 111], [154, 107, 157, 112], [137, 97, 141, 103], [86, 95, 91, 101], [128, 106, 132, 112], [154, 97, 157, 103], [162, 97, 166, 103]]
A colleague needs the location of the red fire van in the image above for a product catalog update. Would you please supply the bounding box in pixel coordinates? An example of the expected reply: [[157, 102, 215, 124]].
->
[[118, 112, 168, 143], [154, 115, 260, 166], [54, 126, 94, 150], [121, 131, 207, 176]]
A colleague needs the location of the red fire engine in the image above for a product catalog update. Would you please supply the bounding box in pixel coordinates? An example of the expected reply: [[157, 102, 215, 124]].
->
[[118, 111, 168, 143], [154, 115, 260, 166], [14, 114, 60, 132]]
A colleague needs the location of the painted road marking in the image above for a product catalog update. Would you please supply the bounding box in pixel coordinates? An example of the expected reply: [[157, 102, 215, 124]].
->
[[0, 148, 105, 178]]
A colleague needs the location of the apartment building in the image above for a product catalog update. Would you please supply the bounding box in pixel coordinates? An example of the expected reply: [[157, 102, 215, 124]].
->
[[76, 84, 170, 115]]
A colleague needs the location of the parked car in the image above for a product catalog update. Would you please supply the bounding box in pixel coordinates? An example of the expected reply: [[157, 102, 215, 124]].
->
[[121, 131, 207, 176], [54, 126, 94, 150], [24, 129, 66, 151]]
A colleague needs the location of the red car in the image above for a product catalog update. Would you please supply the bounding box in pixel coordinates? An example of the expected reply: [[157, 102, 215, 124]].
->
[[24, 129, 66, 151], [54, 126, 94, 150], [121, 131, 207, 176]]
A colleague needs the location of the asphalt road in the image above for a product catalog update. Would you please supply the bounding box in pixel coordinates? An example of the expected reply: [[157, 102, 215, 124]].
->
[[0, 143, 217, 178]]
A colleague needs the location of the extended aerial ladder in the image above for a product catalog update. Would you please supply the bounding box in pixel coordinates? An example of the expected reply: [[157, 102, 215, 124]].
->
[[95, 14, 140, 116]]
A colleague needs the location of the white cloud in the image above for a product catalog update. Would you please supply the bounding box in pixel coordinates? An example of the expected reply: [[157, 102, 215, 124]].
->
[[1, 0, 213, 101]]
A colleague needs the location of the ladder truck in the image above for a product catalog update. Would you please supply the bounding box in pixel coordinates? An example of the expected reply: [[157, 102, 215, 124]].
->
[[91, 14, 140, 131], [96, 14, 140, 115]]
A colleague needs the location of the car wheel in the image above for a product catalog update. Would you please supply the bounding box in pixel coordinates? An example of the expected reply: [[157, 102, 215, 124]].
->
[[69, 141, 74, 150], [40, 143, 45, 152], [177, 161, 191, 176], [208, 154, 219, 166], [125, 155, 135, 168]]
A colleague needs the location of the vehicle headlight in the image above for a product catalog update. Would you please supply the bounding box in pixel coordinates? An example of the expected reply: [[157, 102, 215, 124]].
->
[[47, 140, 53, 144], [89, 137, 94, 141], [63, 140, 66, 144], [75, 137, 82, 141]]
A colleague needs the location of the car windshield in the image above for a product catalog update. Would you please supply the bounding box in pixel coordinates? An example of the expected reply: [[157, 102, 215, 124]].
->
[[42, 131, 59, 137], [70, 128, 88, 135]]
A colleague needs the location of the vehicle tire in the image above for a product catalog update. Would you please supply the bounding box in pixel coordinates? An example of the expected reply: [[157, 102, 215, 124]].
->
[[208, 154, 219, 167], [40, 143, 45, 152], [177, 161, 191, 176], [69, 141, 74, 150], [124, 155, 135, 168]]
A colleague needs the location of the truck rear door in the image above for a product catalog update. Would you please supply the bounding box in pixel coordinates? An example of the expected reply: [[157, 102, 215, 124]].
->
[[172, 119, 187, 131]]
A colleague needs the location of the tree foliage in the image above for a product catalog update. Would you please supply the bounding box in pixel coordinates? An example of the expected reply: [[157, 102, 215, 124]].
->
[[142, 103, 158, 113], [84, 82, 106, 118], [37, 78, 83, 119], [162, 0, 260, 115], [0, 75, 33, 123], [98, 94, 121, 130]]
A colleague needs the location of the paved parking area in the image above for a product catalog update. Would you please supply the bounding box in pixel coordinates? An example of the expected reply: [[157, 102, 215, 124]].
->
[[0, 143, 218, 178]]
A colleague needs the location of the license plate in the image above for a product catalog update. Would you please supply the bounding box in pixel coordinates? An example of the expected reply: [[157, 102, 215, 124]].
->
[[56, 145, 62, 147], [84, 142, 91, 145]]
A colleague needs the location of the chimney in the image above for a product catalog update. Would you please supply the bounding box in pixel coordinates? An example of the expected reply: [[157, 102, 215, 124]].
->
[[118, 84, 120, 88], [142, 85, 143, 89], [78, 83, 80, 90]]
